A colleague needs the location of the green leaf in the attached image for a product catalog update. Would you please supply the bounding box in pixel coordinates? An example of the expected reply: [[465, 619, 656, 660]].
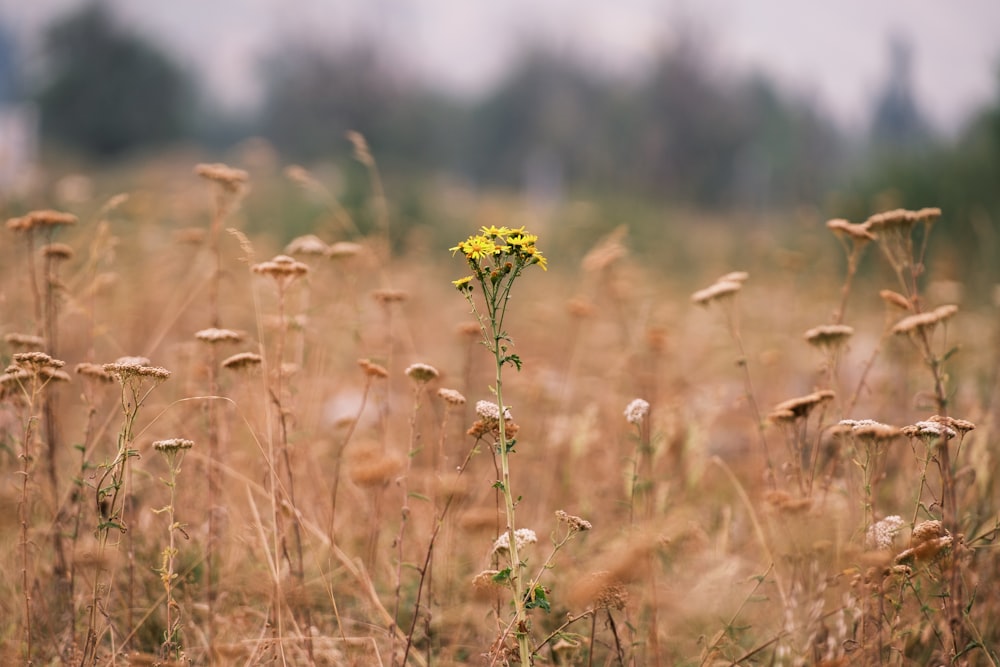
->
[[492, 568, 512, 584], [525, 585, 551, 613]]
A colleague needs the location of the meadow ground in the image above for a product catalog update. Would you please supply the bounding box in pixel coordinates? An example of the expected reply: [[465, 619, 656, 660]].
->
[[1, 152, 999, 665]]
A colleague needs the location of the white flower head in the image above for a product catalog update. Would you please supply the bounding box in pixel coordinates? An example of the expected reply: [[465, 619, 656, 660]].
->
[[624, 398, 650, 425], [492, 528, 537, 554], [866, 515, 905, 550], [476, 400, 512, 421]]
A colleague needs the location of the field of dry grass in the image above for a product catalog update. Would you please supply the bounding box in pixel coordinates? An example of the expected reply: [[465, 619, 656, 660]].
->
[[1, 148, 999, 666]]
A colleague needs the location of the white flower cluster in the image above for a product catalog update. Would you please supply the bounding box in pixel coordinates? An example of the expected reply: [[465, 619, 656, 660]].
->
[[476, 400, 512, 421], [492, 528, 537, 554], [911, 420, 957, 440], [866, 515, 904, 550], [624, 398, 650, 425]]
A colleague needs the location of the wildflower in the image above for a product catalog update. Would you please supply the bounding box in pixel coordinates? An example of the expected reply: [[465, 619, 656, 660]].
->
[[927, 414, 975, 436], [839, 419, 901, 444], [13, 352, 66, 371], [555, 510, 592, 532], [221, 352, 263, 371], [492, 528, 538, 554], [866, 515, 904, 550], [476, 400, 512, 421], [405, 363, 439, 383], [804, 324, 854, 348], [624, 398, 650, 425], [152, 438, 194, 454], [437, 388, 466, 406], [452, 234, 497, 260], [452, 275, 474, 291], [195, 328, 244, 344], [194, 163, 248, 192]]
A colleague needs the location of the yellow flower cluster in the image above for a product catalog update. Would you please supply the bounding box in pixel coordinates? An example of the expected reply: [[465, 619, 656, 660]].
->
[[450, 225, 547, 289]]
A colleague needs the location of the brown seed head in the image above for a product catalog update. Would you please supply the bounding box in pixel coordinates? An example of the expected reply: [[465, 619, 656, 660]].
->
[[865, 208, 919, 232], [195, 328, 245, 344], [4, 333, 46, 350], [153, 438, 194, 453], [769, 390, 835, 421], [555, 509, 593, 532], [405, 362, 439, 383], [6, 209, 78, 232], [826, 218, 876, 242], [285, 234, 329, 256], [691, 279, 742, 306], [879, 289, 913, 311], [327, 241, 364, 259], [42, 243, 75, 261], [252, 255, 309, 280], [195, 162, 249, 191], [221, 352, 263, 371], [75, 362, 114, 383], [437, 387, 466, 406], [804, 324, 854, 348], [14, 352, 65, 370], [358, 358, 389, 379]]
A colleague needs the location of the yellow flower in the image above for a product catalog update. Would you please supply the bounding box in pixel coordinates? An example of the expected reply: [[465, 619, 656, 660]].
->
[[524, 247, 548, 270], [480, 225, 511, 237], [452, 275, 473, 289], [463, 235, 496, 259], [506, 234, 538, 247]]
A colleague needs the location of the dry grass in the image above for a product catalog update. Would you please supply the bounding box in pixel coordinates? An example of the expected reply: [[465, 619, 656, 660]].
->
[[1, 156, 999, 667]]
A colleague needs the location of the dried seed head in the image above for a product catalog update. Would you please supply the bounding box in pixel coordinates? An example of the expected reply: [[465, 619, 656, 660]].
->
[[476, 400, 512, 422], [891, 303, 960, 336], [718, 271, 749, 283], [437, 388, 466, 406], [804, 324, 854, 348], [472, 569, 503, 591], [38, 367, 71, 383], [927, 414, 975, 436], [865, 208, 920, 232], [6, 209, 78, 232], [555, 509, 592, 532], [866, 515, 904, 550], [153, 438, 194, 453], [75, 362, 114, 383], [102, 357, 170, 382], [42, 243, 74, 261], [691, 279, 742, 306], [624, 398, 650, 425], [839, 419, 901, 443], [195, 162, 248, 191], [4, 333, 46, 350], [405, 363, 439, 383], [327, 241, 363, 259], [357, 358, 389, 379], [895, 520, 952, 566], [826, 218, 876, 242], [14, 352, 66, 370], [285, 234, 329, 256], [903, 420, 957, 442], [911, 520, 945, 545], [252, 255, 310, 281], [195, 328, 245, 344], [769, 390, 835, 422], [879, 289, 913, 311], [221, 352, 263, 371], [492, 528, 538, 554], [914, 207, 942, 224]]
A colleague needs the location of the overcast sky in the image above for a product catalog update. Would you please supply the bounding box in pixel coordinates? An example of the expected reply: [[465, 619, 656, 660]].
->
[[3, 0, 999, 132]]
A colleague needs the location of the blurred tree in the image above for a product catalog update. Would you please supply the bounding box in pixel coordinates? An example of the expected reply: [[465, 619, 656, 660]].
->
[[870, 35, 931, 150], [35, 1, 191, 157], [257, 43, 458, 167]]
